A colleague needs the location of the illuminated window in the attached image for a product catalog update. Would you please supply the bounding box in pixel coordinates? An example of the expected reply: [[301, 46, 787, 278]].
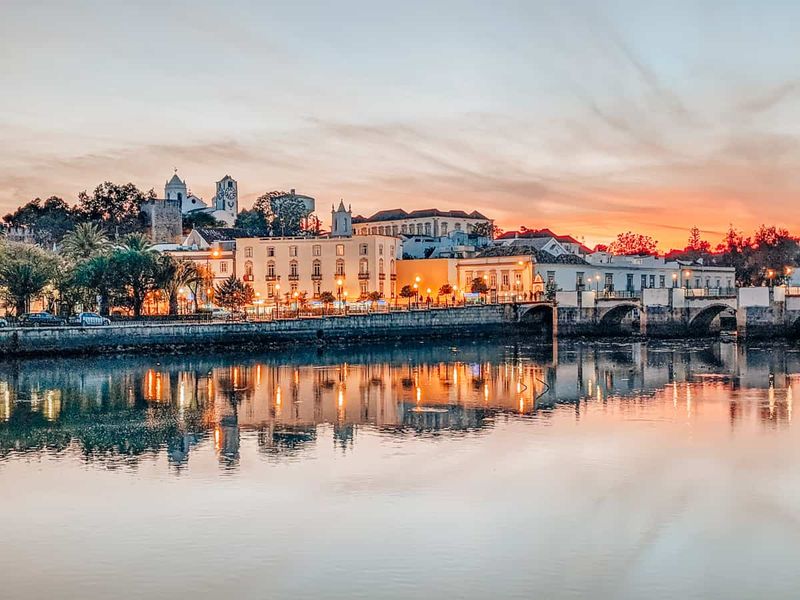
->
[[289, 245, 298, 257], [220, 262, 228, 273], [359, 244, 368, 255], [336, 244, 345, 256], [313, 245, 321, 256], [336, 259, 345, 276], [313, 260, 321, 277]]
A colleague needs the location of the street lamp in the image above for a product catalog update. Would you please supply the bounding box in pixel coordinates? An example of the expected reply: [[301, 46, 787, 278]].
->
[[412, 282, 419, 307], [343, 290, 349, 315], [683, 270, 692, 289], [292, 291, 299, 318], [426, 287, 432, 308], [274, 283, 281, 319], [767, 269, 776, 287], [337, 278, 344, 314], [672, 272, 678, 288]]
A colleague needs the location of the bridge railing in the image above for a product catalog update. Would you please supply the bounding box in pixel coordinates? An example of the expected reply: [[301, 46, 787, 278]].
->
[[597, 290, 640, 300], [684, 287, 737, 298]]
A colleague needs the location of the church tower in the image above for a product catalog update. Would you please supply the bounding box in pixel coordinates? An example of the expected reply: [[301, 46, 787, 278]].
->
[[331, 200, 352, 237], [214, 175, 238, 226], [165, 171, 187, 204]]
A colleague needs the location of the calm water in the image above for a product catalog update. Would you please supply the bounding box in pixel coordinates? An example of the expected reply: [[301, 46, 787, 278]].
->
[[2, 339, 800, 599]]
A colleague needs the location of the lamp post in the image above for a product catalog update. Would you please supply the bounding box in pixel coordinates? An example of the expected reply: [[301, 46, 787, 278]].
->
[[426, 287, 432, 308], [672, 272, 678, 288], [254, 291, 262, 319], [767, 269, 776, 287], [337, 278, 344, 314], [684, 270, 692, 289], [274, 283, 281, 319], [292, 291, 299, 318], [343, 290, 349, 315], [415, 276, 421, 308]]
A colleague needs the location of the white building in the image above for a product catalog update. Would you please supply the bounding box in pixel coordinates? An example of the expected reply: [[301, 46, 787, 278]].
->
[[353, 208, 491, 238], [163, 171, 239, 227]]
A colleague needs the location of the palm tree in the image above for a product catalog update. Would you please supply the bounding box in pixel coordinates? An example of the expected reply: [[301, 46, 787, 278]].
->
[[61, 222, 109, 260], [119, 232, 154, 253], [155, 256, 199, 315]]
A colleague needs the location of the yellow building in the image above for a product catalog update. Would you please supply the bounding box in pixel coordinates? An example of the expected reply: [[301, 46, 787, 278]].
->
[[396, 254, 541, 302], [235, 235, 399, 301]]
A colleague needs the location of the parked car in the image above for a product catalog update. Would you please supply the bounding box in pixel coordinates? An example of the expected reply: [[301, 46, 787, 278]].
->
[[19, 312, 65, 327], [69, 312, 111, 326]]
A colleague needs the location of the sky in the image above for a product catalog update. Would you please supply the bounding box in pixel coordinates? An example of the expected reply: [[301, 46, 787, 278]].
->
[[1, 0, 799, 249]]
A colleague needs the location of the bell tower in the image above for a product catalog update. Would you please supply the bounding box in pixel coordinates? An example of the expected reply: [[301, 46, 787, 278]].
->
[[214, 175, 238, 226], [331, 200, 352, 237], [165, 170, 187, 204]]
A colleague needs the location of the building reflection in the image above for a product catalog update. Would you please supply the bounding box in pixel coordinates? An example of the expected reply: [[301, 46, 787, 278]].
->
[[0, 340, 799, 468]]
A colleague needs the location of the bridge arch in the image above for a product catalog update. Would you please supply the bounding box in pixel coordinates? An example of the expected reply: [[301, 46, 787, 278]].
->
[[598, 302, 640, 335], [519, 304, 554, 336], [687, 304, 736, 336]]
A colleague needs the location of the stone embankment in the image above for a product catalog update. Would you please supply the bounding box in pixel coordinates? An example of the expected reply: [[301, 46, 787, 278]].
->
[[0, 305, 517, 357]]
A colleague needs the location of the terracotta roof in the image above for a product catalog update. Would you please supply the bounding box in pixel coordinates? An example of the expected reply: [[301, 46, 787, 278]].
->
[[476, 244, 588, 264], [352, 208, 489, 224]]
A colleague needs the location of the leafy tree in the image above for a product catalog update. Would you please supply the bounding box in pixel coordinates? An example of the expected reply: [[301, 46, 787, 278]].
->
[[2, 196, 76, 246], [438, 283, 453, 298], [399, 284, 416, 308], [234, 208, 269, 233], [182, 211, 225, 233], [249, 192, 312, 237], [214, 275, 254, 312], [367, 290, 381, 310], [61, 222, 109, 260], [319, 291, 335, 315], [76, 182, 152, 236], [73, 253, 115, 315], [470, 277, 489, 294], [0, 242, 58, 315], [607, 232, 659, 256], [187, 264, 213, 311], [471, 222, 501, 239], [687, 227, 711, 253]]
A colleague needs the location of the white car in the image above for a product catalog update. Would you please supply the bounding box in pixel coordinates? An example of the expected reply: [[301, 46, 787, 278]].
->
[[69, 312, 111, 326]]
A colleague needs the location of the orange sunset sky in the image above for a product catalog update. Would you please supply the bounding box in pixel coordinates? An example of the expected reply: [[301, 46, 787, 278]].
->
[[1, 1, 799, 249]]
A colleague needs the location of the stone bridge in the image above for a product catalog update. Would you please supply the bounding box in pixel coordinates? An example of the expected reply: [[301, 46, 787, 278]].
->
[[516, 287, 800, 338]]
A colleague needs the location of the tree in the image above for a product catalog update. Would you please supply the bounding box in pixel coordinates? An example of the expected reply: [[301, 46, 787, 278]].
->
[[249, 192, 312, 237], [367, 291, 381, 310], [73, 253, 115, 315], [686, 227, 711, 253], [438, 283, 453, 305], [154, 256, 198, 315], [61, 222, 109, 260], [2, 196, 76, 246], [607, 232, 659, 256], [76, 182, 152, 236], [106, 233, 159, 317], [471, 222, 502, 239], [0, 242, 58, 315], [182, 211, 225, 233], [234, 208, 269, 233], [319, 291, 335, 315], [214, 275, 254, 312], [399, 284, 416, 309], [470, 277, 489, 295]]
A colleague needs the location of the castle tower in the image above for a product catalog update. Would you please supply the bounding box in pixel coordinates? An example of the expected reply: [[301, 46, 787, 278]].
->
[[331, 200, 352, 237], [214, 175, 238, 226], [165, 171, 187, 204]]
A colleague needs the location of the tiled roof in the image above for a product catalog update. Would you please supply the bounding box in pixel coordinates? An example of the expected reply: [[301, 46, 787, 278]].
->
[[476, 244, 588, 265], [194, 228, 260, 242], [352, 208, 489, 224]]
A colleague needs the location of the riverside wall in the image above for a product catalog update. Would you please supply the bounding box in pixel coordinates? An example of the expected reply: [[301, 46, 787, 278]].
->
[[0, 305, 517, 357]]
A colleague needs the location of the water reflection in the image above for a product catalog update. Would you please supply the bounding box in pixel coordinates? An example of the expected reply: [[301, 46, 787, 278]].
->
[[0, 340, 798, 471]]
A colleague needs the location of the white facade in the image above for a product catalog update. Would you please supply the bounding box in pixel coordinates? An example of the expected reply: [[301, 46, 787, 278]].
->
[[353, 209, 490, 238], [211, 175, 238, 226]]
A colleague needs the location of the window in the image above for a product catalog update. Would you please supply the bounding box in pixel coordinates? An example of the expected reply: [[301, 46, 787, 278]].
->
[[379, 244, 384, 255], [313, 244, 321, 256], [392, 225, 398, 236], [267, 261, 275, 278], [313, 260, 321, 277], [390, 259, 395, 274], [416, 223, 423, 235], [289, 245, 297, 257], [379, 258, 384, 274], [547, 271, 555, 285], [227, 180, 233, 189], [379, 281, 384, 295], [336, 259, 345, 276], [627, 274, 634, 291], [660, 275, 666, 288], [359, 243, 368, 255], [425, 222, 432, 236], [441, 223, 448, 235], [641, 274, 647, 289], [220, 262, 228, 273], [291, 282, 298, 293], [314, 281, 321, 297], [716, 278, 721, 288], [502, 272, 510, 289], [360, 280, 368, 295], [245, 246, 253, 258], [267, 282, 274, 298], [455, 223, 462, 231], [576, 271, 585, 288], [336, 244, 344, 256], [267, 247, 275, 257], [401, 224, 408, 233], [290, 261, 298, 277], [465, 270, 473, 283], [359, 258, 369, 274], [649, 275, 655, 288], [605, 273, 613, 290]]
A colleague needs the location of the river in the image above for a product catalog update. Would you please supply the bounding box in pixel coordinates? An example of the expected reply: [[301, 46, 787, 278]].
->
[[1, 339, 799, 599]]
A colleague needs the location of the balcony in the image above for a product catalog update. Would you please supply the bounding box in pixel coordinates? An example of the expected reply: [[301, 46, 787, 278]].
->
[[265, 275, 278, 282], [390, 274, 397, 280], [288, 273, 300, 281], [243, 274, 254, 282], [358, 271, 370, 280], [378, 273, 386, 280], [311, 274, 323, 281]]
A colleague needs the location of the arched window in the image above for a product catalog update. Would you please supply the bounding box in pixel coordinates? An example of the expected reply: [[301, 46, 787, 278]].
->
[[359, 258, 368, 274], [313, 260, 321, 277], [336, 259, 345, 276], [267, 261, 275, 278], [290, 260, 298, 277], [379, 258, 384, 274], [390, 259, 395, 274], [245, 261, 253, 277]]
